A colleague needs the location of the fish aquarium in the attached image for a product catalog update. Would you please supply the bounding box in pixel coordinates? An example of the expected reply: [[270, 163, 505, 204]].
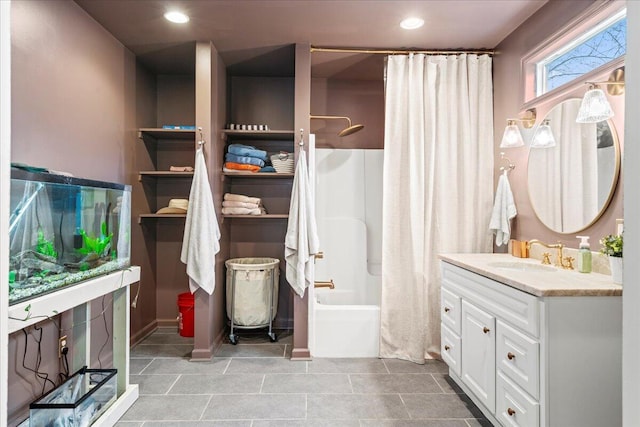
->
[[9, 168, 131, 305], [29, 367, 117, 427]]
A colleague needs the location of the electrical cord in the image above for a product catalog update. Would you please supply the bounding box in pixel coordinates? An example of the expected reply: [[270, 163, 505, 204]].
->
[[21, 325, 57, 396], [96, 295, 110, 369]]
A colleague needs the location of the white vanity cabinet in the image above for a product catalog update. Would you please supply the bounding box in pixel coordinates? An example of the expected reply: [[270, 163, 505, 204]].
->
[[440, 256, 622, 427]]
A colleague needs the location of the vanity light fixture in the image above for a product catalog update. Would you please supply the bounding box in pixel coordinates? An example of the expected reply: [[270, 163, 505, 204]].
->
[[576, 67, 625, 123], [499, 108, 536, 148], [530, 119, 556, 148], [164, 11, 190, 24], [400, 17, 424, 30]]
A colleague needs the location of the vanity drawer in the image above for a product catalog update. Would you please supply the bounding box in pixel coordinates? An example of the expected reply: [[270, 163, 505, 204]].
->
[[496, 371, 539, 427], [496, 320, 540, 399], [441, 287, 461, 335], [440, 323, 461, 377]]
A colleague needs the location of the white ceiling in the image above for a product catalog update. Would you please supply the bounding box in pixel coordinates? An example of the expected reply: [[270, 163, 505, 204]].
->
[[76, 0, 547, 77]]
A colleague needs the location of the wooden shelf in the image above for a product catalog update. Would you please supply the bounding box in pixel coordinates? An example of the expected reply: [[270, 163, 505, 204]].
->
[[222, 129, 294, 140], [138, 128, 196, 141], [138, 171, 194, 181], [223, 171, 294, 178], [222, 214, 289, 219], [138, 213, 187, 223]]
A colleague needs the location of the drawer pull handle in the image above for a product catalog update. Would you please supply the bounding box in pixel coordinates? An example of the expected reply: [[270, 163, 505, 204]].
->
[[444, 307, 451, 313], [444, 345, 450, 351], [507, 407, 516, 416], [507, 352, 516, 360], [483, 327, 490, 334]]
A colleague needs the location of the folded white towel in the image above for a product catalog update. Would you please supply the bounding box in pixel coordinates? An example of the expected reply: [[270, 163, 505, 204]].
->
[[285, 149, 320, 297], [224, 193, 261, 205], [489, 172, 517, 246], [180, 147, 221, 295], [221, 206, 264, 215], [222, 200, 260, 209]]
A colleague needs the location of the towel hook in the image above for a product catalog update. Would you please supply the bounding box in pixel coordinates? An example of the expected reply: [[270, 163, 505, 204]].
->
[[499, 152, 515, 173], [197, 126, 206, 146], [299, 128, 305, 147]]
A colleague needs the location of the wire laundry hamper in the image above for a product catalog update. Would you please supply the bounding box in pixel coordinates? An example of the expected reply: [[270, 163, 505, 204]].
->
[[225, 257, 279, 344]]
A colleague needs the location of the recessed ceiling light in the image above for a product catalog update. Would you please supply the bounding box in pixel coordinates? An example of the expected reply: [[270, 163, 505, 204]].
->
[[164, 11, 190, 24], [400, 17, 424, 30]]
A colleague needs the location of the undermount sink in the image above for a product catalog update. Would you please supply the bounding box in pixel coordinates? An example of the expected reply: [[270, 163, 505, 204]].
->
[[487, 261, 557, 273]]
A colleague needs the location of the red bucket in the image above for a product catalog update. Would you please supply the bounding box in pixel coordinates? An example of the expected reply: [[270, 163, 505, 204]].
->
[[177, 292, 194, 337]]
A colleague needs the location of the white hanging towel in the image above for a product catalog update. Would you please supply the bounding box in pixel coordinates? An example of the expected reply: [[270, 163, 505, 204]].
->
[[285, 148, 320, 297], [489, 171, 517, 246], [181, 147, 221, 294]]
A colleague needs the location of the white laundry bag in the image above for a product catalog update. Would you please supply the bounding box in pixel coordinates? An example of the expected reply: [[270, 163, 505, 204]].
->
[[225, 258, 279, 326]]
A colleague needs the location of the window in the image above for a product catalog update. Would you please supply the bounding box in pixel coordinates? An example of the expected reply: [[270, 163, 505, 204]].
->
[[537, 10, 626, 95], [521, 2, 626, 105]]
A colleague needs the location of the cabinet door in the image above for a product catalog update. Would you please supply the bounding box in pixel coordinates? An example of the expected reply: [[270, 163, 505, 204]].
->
[[441, 287, 462, 335], [461, 300, 496, 413], [441, 323, 461, 377]]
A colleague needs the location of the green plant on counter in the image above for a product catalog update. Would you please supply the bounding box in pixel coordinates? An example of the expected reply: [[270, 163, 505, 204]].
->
[[600, 234, 623, 257], [77, 221, 113, 257], [36, 228, 58, 258]]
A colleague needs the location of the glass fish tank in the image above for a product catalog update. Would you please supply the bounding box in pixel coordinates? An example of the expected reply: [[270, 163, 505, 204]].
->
[[29, 367, 117, 427], [9, 168, 131, 305]]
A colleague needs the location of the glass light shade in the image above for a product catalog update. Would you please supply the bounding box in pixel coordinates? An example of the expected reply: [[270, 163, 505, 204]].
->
[[531, 120, 556, 148], [500, 122, 525, 148], [576, 87, 614, 123]]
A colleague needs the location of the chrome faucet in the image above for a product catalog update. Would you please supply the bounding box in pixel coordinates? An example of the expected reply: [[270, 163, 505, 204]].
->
[[527, 239, 572, 269]]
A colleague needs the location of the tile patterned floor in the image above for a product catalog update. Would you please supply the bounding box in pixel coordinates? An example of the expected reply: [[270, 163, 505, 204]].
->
[[117, 328, 491, 427]]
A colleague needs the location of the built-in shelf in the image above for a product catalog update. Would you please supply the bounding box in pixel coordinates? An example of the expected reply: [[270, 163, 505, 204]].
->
[[222, 129, 295, 140], [138, 128, 196, 141], [138, 171, 194, 181], [138, 213, 187, 224], [222, 214, 289, 219], [222, 171, 294, 178]]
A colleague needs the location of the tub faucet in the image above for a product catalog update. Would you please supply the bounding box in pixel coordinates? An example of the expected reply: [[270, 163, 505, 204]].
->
[[527, 239, 570, 269], [314, 280, 335, 289]]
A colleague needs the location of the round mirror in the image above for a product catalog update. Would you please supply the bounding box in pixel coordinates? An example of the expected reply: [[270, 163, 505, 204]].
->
[[527, 98, 620, 234]]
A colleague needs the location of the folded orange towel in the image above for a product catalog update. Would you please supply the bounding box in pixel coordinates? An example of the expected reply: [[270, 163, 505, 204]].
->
[[224, 162, 260, 172]]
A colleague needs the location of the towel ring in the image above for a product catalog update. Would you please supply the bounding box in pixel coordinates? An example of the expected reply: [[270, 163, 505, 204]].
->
[[499, 152, 515, 173]]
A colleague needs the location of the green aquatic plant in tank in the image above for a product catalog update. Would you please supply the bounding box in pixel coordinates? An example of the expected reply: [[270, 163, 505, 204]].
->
[[36, 228, 58, 258], [77, 221, 113, 258]]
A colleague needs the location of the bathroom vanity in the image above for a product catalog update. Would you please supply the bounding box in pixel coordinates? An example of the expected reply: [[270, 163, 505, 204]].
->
[[439, 253, 622, 427]]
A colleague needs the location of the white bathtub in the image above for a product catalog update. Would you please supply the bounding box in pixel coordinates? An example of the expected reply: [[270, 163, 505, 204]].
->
[[312, 280, 381, 358]]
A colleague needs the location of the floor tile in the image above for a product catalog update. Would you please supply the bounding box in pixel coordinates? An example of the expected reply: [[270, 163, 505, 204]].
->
[[120, 395, 211, 421], [169, 374, 264, 394], [201, 394, 306, 420], [223, 329, 292, 345], [253, 421, 359, 427], [465, 418, 494, 427], [215, 343, 286, 357], [433, 374, 464, 394], [129, 358, 153, 375], [383, 358, 449, 374], [130, 374, 179, 395], [401, 394, 484, 419], [307, 394, 409, 419], [154, 326, 180, 334], [226, 357, 306, 374], [114, 422, 143, 427], [308, 358, 388, 374], [138, 332, 194, 345], [350, 373, 442, 394], [262, 373, 352, 393], [142, 422, 251, 427], [130, 344, 193, 358], [142, 357, 229, 375], [360, 420, 470, 427]]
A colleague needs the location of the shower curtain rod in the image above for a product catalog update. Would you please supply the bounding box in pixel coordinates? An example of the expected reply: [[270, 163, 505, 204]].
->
[[310, 46, 494, 56]]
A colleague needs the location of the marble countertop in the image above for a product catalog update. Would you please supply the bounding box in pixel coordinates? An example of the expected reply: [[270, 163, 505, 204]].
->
[[439, 253, 622, 297]]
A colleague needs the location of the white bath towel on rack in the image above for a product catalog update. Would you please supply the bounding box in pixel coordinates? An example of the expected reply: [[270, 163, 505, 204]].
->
[[181, 147, 221, 295], [489, 171, 517, 246], [285, 148, 320, 297]]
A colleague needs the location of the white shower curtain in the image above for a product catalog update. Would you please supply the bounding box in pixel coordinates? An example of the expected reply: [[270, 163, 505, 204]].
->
[[380, 54, 494, 363]]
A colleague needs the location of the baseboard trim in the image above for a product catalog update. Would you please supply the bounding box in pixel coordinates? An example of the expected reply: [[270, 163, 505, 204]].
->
[[290, 347, 312, 361], [130, 320, 157, 346]]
